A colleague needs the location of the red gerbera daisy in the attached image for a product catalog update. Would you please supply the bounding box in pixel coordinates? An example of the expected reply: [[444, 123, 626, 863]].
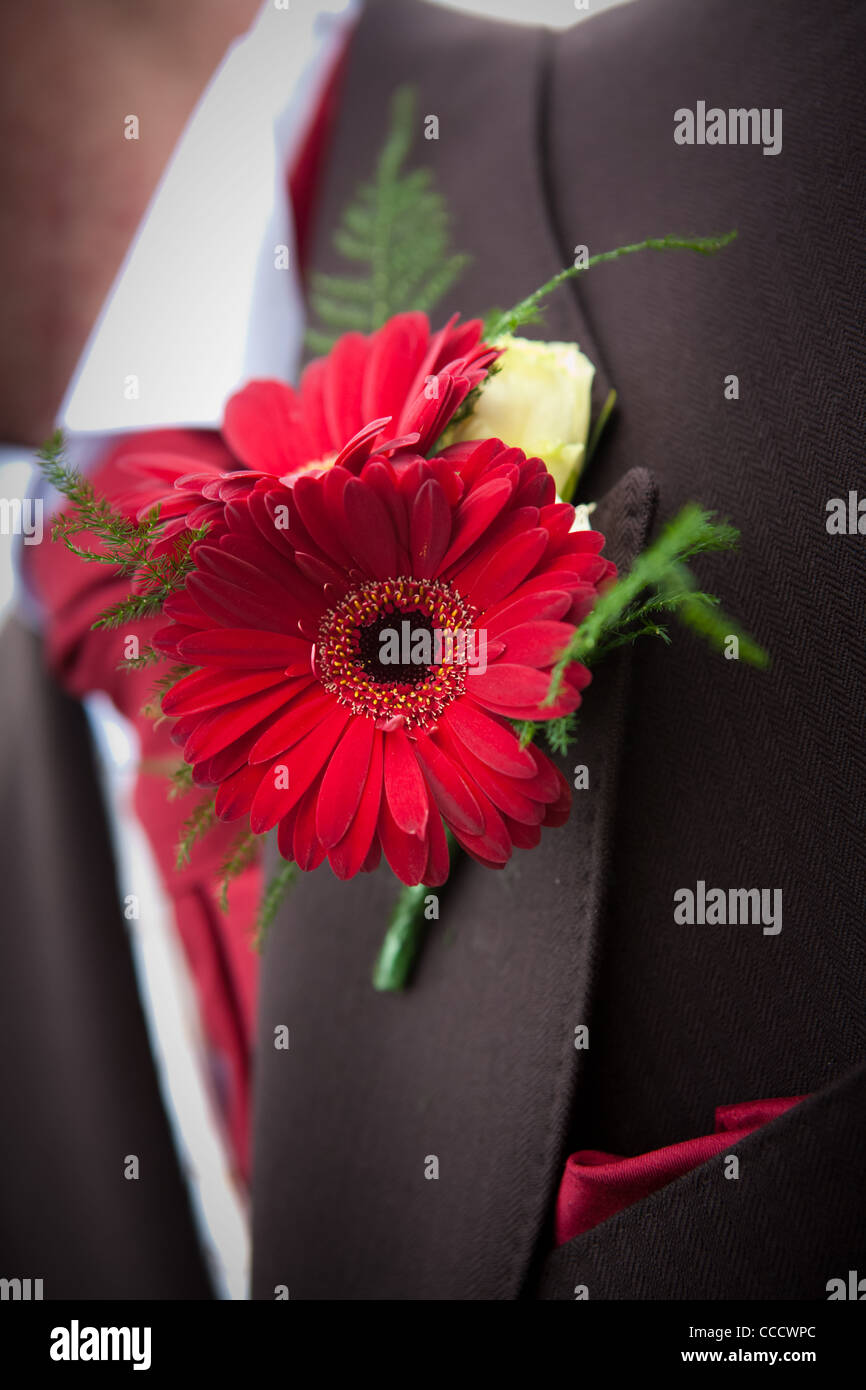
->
[[112, 312, 498, 557], [155, 439, 614, 886]]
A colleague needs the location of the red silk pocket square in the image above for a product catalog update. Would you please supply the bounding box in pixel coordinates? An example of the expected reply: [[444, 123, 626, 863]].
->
[[555, 1095, 806, 1246]]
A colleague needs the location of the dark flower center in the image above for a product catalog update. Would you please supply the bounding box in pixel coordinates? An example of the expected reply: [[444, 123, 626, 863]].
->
[[316, 577, 477, 731], [357, 609, 435, 686]]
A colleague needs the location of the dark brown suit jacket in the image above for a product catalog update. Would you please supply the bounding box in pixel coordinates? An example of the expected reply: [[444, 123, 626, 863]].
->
[[0, 620, 212, 1298], [250, 0, 866, 1299], [2, 0, 863, 1303]]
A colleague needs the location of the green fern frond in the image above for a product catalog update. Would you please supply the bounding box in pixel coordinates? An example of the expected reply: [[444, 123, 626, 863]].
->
[[141, 663, 196, 724], [176, 797, 218, 870], [507, 508, 769, 760], [545, 714, 580, 757], [515, 719, 537, 750], [36, 432, 209, 626], [545, 505, 769, 724], [306, 85, 470, 351], [168, 764, 196, 800], [253, 861, 298, 953], [117, 645, 163, 671], [217, 831, 260, 913]]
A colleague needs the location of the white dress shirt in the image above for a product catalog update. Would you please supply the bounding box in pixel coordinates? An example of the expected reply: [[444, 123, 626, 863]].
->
[[11, 0, 359, 1303]]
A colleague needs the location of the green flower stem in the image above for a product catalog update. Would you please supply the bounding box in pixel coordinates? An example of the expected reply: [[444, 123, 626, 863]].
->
[[372, 882, 429, 991], [373, 831, 458, 991]]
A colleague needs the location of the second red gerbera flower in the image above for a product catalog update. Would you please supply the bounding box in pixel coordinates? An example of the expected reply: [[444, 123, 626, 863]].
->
[[110, 311, 498, 557]]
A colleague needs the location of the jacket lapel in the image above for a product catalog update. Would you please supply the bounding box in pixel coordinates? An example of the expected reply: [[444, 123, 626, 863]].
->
[[252, 470, 655, 1299], [252, 0, 652, 1299]]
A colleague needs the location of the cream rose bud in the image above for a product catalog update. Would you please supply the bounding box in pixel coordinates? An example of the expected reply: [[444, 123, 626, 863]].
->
[[448, 336, 595, 500]]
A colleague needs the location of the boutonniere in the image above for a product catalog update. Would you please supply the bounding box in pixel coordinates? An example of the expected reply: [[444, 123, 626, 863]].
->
[[39, 86, 765, 992]]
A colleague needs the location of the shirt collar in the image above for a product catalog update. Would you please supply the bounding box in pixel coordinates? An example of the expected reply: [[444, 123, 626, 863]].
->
[[61, 0, 358, 437]]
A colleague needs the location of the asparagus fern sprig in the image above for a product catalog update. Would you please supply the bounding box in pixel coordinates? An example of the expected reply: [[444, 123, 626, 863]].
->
[[176, 796, 218, 870], [217, 832, 260, 914], [545, 504, 768, 720], [37, 431, 207, 620], [485, 232, 737, 340]]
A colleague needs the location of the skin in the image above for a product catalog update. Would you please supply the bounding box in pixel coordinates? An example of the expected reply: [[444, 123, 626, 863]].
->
[[0, 0, 262, 444]]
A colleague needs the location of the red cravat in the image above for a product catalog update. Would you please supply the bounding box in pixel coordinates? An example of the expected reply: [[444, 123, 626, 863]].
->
[[289, 40, 350, 275], [28, 39, 350, 1184]]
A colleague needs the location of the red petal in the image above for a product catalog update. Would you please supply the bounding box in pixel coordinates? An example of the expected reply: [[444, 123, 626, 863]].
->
[[525, 745, 564, 802], [362, 313, 429, 425], [503, 816, 542, 850], [542, 767, 572, 826], [341, 477, 398, 579], [410, 478, 451, 579], [494, 620, 574, 668], [195, 544, 298, 599], [163, 667, 287, 716], [185, 572, 296, 633], [413, 733, 485, 837], [442, 700, 536, 779], [293, 473, 353, 568], [445, 506, 538, 592], [422, 808, 451, 887], [176, 628, 311, 671], [163, 591, 222, 627], [329, 730, 384, 880], [215, 762, 265, 821], [360, 840, 382, 874], [294, 358, 331, 462], [193, 715, 274, 784], [483, 589, 571, 635], [184, 687, 305, 763], [470, 664, 582, 719], [361, 459, 410, 548], [292, 775, 328, 871], [249, 704, 350, 832], [334, 416, 393, 471], [248, 687, 335, 763], [273, 805, 299, 866], [436, 478, 512, 573], [377, 795, 428, 886], [222, 380, 301, 474], [383, 726, 430, 837], [293, 550, 346, 588], [153, 624, 192, 659], [436, 721, 544, 824], [449, 784, 511, 864], [454, 528, 548, 610], [322, 333, 367, 443], [315, 715, 376, 849]]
